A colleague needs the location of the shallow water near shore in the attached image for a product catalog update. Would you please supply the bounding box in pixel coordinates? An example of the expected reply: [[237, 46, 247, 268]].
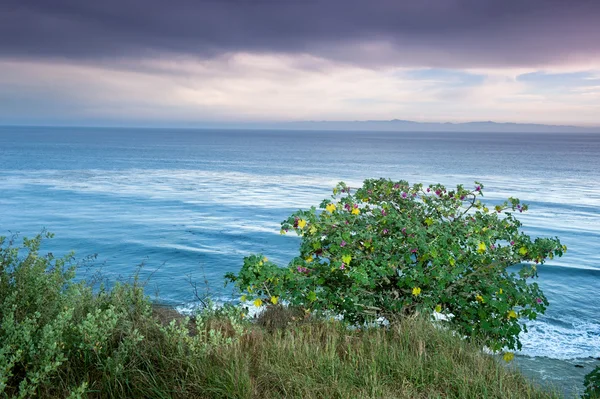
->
[[1, 126, 599, 396]]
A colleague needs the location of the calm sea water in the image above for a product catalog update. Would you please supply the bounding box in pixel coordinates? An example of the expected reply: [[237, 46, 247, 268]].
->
[[1, 127, 599, 395]]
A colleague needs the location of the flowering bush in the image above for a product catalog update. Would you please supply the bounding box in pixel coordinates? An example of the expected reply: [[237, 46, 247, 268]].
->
[[226, 179, 566, 352]]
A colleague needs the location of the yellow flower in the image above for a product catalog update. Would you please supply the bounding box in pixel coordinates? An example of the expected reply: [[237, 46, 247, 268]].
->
[[342, 254, 352, 265], [351, 208, 360, 215], [280, 229, 286, 235], [435, 304, 442, 313], [483, 207, 489, 213], [305, 256, 314, 263], [476, 295, 484, 303], [298, 219, 307, 229], [499, 288, 503, 295], [270, 296, 279, 305], [240, 295, 247, 302], [412, 287, 421, 296], [507, 310, 517, 319], [503, 352, 515, 362], [477, 242, 487, 254], [326, 203, 336, 213], [253, 298, 263, 307], [518, 246, 528, 255], [263, 257, 268, 262]]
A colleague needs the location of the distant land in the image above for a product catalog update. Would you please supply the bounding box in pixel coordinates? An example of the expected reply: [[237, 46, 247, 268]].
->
[[207, 119, 598, 133], [2, 120, 599, 133]]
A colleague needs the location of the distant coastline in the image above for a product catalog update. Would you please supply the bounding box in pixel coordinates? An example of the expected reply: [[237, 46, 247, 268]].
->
[[201, 119, 599, 134], [2, 119, 599, 133], [274, 119, 599, 133]]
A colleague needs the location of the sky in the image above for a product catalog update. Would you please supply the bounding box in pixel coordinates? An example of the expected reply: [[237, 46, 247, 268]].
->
[[1, 0, 600, 127]]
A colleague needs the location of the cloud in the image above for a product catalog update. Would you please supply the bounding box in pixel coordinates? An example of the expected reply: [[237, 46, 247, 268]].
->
[[1, 0, 599, 68], [1, 56, 599, 126], [517, 71, 600, 97], [0, 55, 434, 123], [1, 1, 599, 125]]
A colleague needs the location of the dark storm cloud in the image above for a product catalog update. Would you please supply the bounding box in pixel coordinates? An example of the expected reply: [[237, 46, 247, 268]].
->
[[1, 0, 599, 67]]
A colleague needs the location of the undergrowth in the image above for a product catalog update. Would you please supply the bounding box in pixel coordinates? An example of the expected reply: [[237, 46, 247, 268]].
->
[[0, 233, 562, 398]]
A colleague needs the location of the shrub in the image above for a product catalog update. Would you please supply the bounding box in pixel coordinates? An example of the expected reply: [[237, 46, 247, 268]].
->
[[0, 232, 152, 397], [226, 179, 566, 353], [584, 365, 600, 399], [0, 232, 251, 397]]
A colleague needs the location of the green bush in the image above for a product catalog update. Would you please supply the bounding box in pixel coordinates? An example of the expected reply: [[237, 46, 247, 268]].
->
[[226, 179, 565, 354], [0, 232, 248, 398], [584, 365, 600, 399], [0, 232, 152, 397]]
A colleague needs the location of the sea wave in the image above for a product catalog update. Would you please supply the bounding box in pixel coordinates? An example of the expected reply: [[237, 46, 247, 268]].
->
[[519, 318, 600, 359]]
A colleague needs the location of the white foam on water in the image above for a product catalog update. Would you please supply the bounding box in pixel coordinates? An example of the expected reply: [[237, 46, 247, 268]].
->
[[175, 298, 266, 320], [5, 169, 600, 216], [518, 318, 600, 359], [2, 169, 346, 209]]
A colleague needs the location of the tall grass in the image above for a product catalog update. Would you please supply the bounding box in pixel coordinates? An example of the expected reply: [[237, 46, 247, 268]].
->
[[0, 234, 562, 398]]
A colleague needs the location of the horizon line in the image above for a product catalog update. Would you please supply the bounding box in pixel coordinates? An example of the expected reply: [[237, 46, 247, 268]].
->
[[1, 118, 600, 131]]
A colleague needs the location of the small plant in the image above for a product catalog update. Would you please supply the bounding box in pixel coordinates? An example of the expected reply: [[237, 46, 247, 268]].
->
[[584, 365, 600, 399], [226, 179, 566, 353]]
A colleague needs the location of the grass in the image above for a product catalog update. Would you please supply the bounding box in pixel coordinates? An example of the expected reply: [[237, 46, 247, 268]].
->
[[147, 307, 561, 399], [1, 234, 563, 398]]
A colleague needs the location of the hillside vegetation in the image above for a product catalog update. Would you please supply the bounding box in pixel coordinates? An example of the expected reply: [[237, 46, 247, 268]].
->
[[0, 232, 563, 398]]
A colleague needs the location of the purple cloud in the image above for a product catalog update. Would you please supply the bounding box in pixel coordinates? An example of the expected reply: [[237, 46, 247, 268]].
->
[[1, 0, 599, 68]]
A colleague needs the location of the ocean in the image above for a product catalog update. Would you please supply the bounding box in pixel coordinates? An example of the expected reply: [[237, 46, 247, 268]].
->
[[1, 126, 599, 396]]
